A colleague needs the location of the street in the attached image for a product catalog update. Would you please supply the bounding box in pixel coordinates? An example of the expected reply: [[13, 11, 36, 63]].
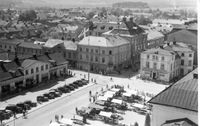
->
[[3, 69, 167, 126]]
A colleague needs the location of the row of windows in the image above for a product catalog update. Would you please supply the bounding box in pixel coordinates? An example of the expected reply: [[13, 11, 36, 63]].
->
[[79, 48, 112, 55], [21, 48, 42, 54], [181, 53, 193, 57], [25, 64, 49, 75], [0, 44, 13, 49], [147, 55, 165, 61], [181, 60, 192, 66], [146, 62, 165, 70], [79, 54, 107, 63]]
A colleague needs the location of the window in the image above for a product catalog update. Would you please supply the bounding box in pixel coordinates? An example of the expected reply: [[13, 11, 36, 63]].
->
[[68, 52, 71, 59], [153, 62, 157, 69], [109, 50, 112, 55], [181, 53, 184, 57], [86, 48, 89, 52], [189, 54, 192, 57], [102, 50, 105, 54], [46, 64, 48, 70], [161, 64, 165, 70], [36, 67, 39, 72], [90, 56, 93, 61], [102, 57, 105, 63], [109, 26, 113, 30], [188, 60, 192, 66], [153, 55, 155, 60], [5, 45, 7, 48], [146, 62, 149, 68], [161, 56, 165, 61], [95, 49, 98, 54], [95, 56, 98, 62], [31, 69, 34, 74], [181, 60, 184, 65], [100, 26, 105, 30], [80, 54, 82, 60], [91, 49, 93, 53], [41, 65, 44, 71], [79, 47, 82, 52], [147, 55, 149, 59], [86, 54, 89, 59], [25, 70, 28, 75]]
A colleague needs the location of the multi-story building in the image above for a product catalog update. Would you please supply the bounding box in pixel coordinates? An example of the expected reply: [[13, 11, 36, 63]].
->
[[77, 36, 131, 73], [0, 53, 68, 97], [0, 38, 23, 52], [17, 42, 43, 56], [103, 19, 148, 71], [140, 41, 194, 82], [148, 68, 198, 126]]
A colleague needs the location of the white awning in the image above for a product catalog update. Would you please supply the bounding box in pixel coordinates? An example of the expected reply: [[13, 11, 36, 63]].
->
[[60, 118, 73, 125], [97, 96, 108, 101], [111, 99, 122, 104], [49, 122, 62, 126], [122, 93, 132, 97], [125, 89, 137, 95], [110, 88, 120, 92], [132, 103, 144, 109], [99, 111, 112, 118]]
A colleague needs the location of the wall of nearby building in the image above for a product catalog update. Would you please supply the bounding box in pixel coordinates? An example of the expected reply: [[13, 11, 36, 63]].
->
[[151, 104, 198, 126], [0, 43, 17, 52], [140, 52, 179, 82], [147, 37, 164, 49]]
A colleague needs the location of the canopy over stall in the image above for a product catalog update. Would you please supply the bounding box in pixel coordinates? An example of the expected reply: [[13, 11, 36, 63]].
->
[[132, 103, 145, 109], [122, 92, 132, 97], [99, 111, 112, 118], [110, 88, 120, 93], [97, 96, 109, 101], [60, 118, 73, 126], [111, 99, 123, 105], [125, 89, 138, 95], [49, 122, 63, 126], [88, 103, 104, 110]]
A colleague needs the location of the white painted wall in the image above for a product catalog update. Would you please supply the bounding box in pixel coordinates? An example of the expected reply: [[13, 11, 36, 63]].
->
[[151, 104, 198, 126]]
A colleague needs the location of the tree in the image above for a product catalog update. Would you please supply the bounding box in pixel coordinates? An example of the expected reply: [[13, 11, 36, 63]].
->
[[144, 113, 151, 126], [134, 122, 139, 126], [19, 10, 37, 21], [87, 12, 95, 20]]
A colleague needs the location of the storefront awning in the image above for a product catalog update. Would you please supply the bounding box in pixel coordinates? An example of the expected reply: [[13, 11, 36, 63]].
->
[[122, 92, 132, 97], [99, 111, 112, 118], [110, 88, 120, 92], [88, 103, 104, 110], [111, 99, 122, 104], [132, 103, 144, 109], [60, 118, 73, 125]]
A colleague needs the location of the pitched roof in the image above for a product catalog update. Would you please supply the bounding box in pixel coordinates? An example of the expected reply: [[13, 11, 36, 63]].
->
[[21, 59, 42, 68], [167, 29, 197, 46], [149, 69, 198, 112], [44, 39, 64, 48], [146, 30, 164, 41], [78, 36, 129, 47], [163, 118, 197, 126], [163, 42, 193, 52], [19, 42, 43, 49], [142, 47, 176, 56], [63, 41, 77, 51], [0, 38, 23, 45]]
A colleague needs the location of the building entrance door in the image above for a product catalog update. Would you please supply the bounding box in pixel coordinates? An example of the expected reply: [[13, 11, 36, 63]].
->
[[153, 72, 156, 79]]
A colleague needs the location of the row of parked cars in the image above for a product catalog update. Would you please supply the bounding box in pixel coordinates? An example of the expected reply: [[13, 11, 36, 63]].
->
[[36, 79, 89, 102], [0, 100, 37, 121]]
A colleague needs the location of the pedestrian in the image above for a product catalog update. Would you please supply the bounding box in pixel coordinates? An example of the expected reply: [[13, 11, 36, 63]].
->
[[23, 110, 26, 119], [91, 78, 93, 82], [61, 115, 63, 119], [89, 97, 91, 102], [75, 107, 78, 114], [89, 90, 92, 96], [94, 79, 96, 83], [84, 74, 86, 78], [50, 120, 52, 124]]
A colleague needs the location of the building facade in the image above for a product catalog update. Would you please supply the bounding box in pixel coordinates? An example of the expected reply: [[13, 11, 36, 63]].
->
[[77, 36, 131, 73], [140, 41, 194, 82]]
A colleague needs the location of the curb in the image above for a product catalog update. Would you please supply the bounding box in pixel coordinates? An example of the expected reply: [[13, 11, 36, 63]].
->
[[4, 82, 96, 125]]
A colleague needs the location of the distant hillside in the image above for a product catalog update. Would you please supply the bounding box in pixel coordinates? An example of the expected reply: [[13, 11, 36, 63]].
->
[[112, 2, 149, 8]]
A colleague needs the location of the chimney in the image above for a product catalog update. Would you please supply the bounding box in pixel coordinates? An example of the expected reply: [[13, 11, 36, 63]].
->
[[193, 73, 198, 79]]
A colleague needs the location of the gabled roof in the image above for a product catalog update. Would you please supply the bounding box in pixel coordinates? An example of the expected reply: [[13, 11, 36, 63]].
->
[[146, 30, 164, 41], [44, 39, 64, 48], [63, 41, 77, 51], [142, 48, 176, 56], [78, 36, 129, 47], [163, 118, 197, 126], [19, 42, 43, 49], [163, 42, 193, 52], [167, 29, 197, 46], [149, 68, 198, 112], [21, 59, 44, 69]]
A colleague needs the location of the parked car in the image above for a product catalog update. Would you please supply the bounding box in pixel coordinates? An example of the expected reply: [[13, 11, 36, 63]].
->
[[16, 102, 31, 111], [57, 87, 70, 93], [81, 79, 89, 84], [5, 104, 23, 114], [43, 93, 55, 99], [50, 89, 63, 95], [0, 109, 12, 120], [24, 100, 37, 107], [36, 96, 49, 102], [69, 83, 79, 89], [64, 85, 75, 91], [49, 91, 62, 97]]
